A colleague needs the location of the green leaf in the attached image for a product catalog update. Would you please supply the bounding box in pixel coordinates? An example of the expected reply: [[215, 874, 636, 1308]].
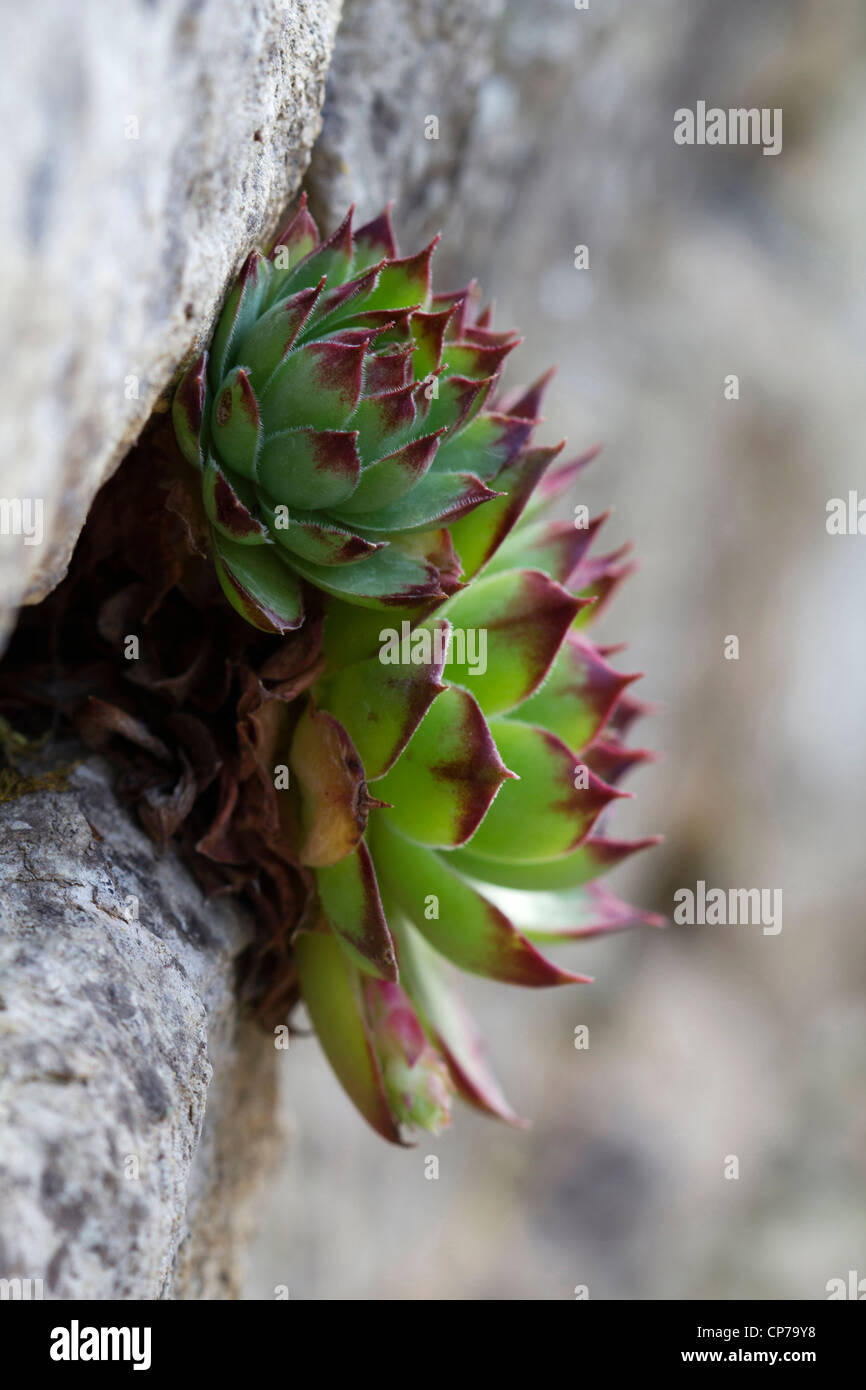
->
[[372, 822, 590, 986], [448, 835, 661, 890], [410, 306, 453, 378], [389, 912, 523, 1125], [202, 457, 267, 544], [211, 531, 303, 633], [431, 411, 535, 481], [462, 717, 624, 863], [322, 598, 412, 670], [268, 194, 319, 265], [351, 206, 398, 271], [280, 206, 354, 294], [477, 880, 665, 941], [486, 515, 605, 586], [317, 618, 449, 779], [294, 929, 402, 1144], [257, 428, 361, 510], [314, 842, 397, 981], [289, 541, 444, 609], [448, 444, 560, 580], [442, 337, 519, 382], [339, 469, 498, 535], [231, 283, 322, 385], [258, 494, 383, 566], [422, 375, 492, 435], [362, 239, 438, 311], [511, 632, 637, 754], [350, 383, 417, 462], [210, 367, 262, 478], [208, 252, 268, 388], [172, 352, 209, 467], [433, 569, 579, 715], [260, 340, 365, 432], [375, 686, 514, 847], [333, 432, 444, 516], [518, 444, 603, 526]]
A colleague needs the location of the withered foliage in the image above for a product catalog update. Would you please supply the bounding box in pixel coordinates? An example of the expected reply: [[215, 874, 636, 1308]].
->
[[0, 420, 327, 1024]]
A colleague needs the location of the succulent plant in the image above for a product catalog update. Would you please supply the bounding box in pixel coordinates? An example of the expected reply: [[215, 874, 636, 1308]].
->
[[173, 197, 660, 1140]]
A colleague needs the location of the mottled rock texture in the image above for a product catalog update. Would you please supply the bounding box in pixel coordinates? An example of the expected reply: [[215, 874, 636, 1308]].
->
[[0, 758, 276, 1299], [0, 0, 341, 640], [304, 0, 503, 240]]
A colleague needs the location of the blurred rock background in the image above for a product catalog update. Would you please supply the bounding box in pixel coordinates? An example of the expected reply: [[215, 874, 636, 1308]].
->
[[245, 0, 866, 1300]]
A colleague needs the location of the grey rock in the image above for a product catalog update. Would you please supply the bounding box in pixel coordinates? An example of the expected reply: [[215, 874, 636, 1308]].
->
[[304, 0, 503, 242], [0, 0, 341, 641], [0, 758, 276, 1299]]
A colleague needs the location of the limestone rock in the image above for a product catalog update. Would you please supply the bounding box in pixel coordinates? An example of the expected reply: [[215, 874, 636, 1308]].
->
[[304, 0, 503, 240], [0, 758, 275, 1299], [0, 0, 341, 641]]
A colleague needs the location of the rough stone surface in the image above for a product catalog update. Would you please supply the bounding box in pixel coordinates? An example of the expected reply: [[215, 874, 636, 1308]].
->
[[0, 0, 341, 638], [304, 0, 503, 240], [0, 758, 276, 1299]]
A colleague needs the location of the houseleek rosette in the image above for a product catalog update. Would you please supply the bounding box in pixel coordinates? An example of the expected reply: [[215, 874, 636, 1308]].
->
[[174, 198, 659, 1141]]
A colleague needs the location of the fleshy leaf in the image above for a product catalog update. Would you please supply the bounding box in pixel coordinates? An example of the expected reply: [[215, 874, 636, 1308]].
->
[[375, 686, 514, 847], [294, 929, 402, 1143], [432, 282, 477, 340], [478, 880, 666, 941], [450, 835, 662, 891], [202, 456, 267, 544], [334, 431, 444, 516], [521, 443, 603, 524], [432, 411, 536, 481], [410, 306, 454, 378], [363, 978, 454, 1133], [495, 365, 556, 421], [391, 912, 524, 1125], [443, 337, 520, 382], [310, 265, 385, 337], [608, 691, 660, 737], [352, 204, 398, 270], [512, 632, 639, 753], [421, 374, 494, 434], [290, 704, 378, 866], [261, 340, 366, 432], [257, 428, 361, 510], [582, 737, 658, 785], [362, 238, 438, 311], [363, 345, 414, 395], [314, 841, 397, 980], [464, 717, 625, 863], [259, 496, 383, 566], [212, 532, 303, 633], [432, 568, 582, 715], [572, 551, 637, 626], [172, 351, 209, 467], [268, 193, 319, 271], [373, 823, 591, 986], [289, 541, 444, 609], [487, 513, 609, 585], [209, 251, 268, 388], [211, 366, 262, 478], [449, 443, 562, 580], [232, 282, 323, 384], [284, 206, 355, 293], [341, 469, 499, 535], [350, 382, 417, 461], [317, 618, 449, 779], [321, 597, 425, 671]]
